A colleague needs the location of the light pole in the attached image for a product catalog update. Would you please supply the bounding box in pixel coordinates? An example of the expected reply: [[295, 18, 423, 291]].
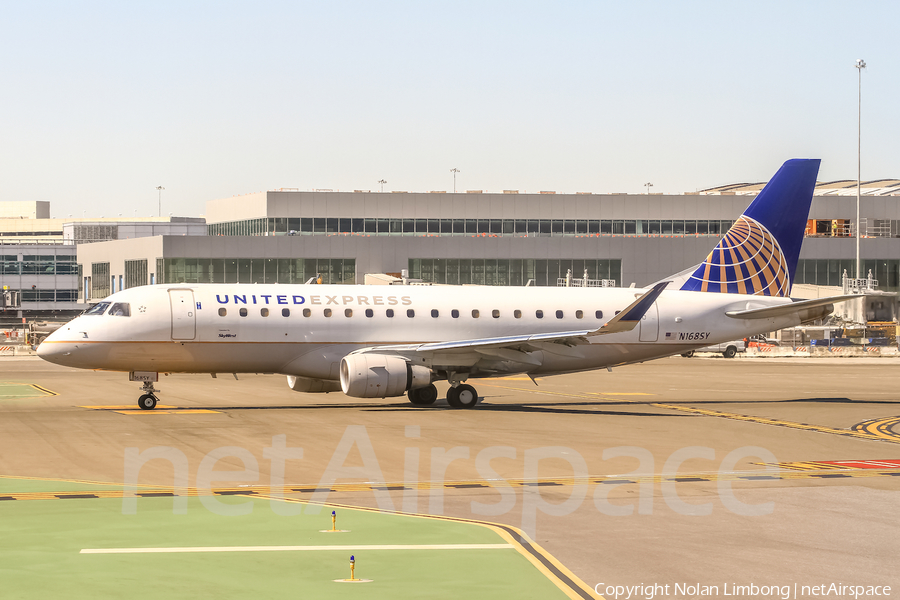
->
[[855, 58, 866, 280], [450, 168, 460, 193], [378, 179, 387, 192], [156, 186, 165, 217], [644, 182, 653, 195]]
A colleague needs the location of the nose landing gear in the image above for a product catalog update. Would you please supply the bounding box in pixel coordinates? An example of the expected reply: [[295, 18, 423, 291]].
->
[[137, 381, 159, 410]]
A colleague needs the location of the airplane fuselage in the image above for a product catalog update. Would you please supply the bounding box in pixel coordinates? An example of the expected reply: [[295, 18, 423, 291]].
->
[[39, 283, 799, 380]]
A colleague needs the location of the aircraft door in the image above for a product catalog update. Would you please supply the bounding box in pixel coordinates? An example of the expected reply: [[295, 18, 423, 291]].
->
[[639, 302, 659, 342], [169, 289, 196, 340]]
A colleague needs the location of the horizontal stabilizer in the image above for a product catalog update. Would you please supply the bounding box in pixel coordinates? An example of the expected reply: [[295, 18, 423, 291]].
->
[[725, 295, 859, 320]]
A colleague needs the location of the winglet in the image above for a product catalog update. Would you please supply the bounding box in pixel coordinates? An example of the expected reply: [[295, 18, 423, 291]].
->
[[592, 281, 669, 335]]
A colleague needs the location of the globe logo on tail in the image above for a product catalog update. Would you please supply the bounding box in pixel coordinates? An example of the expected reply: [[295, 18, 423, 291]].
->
[[683, 216, 790, 296]]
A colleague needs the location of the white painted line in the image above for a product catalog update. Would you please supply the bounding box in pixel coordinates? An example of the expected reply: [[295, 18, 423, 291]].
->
[[81, 543, 513, 554]]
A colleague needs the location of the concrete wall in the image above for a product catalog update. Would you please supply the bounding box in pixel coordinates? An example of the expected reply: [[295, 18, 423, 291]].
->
[[76, 237, 165, 297], [203, 192, 269, 223], [0, 201, 49, 219], [205, 190, 754, 223]]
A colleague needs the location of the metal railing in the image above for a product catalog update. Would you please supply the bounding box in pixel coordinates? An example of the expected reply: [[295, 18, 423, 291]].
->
[[557, 270, 616, 288], [842, 270, 878, 294]]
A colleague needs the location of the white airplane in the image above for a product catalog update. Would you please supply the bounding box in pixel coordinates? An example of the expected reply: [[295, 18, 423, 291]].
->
[[39, 159, 856, 410]]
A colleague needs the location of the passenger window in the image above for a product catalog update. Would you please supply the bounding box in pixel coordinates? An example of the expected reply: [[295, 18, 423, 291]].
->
[[595, 310, 603, 319], [472, 309, 480, 318], [302, 308, 311, 317], [109, 303, 130, 316], [218, 308, 227, 317], [407, 309, 415, 318], [556, 310, 564, 319], [239, 308, 248, 317], [536, 310, 543, 319], [492, 309, 500, 318], [365, 308, 374, 318], [344, 308, 353, 317], [576, 310, 583, 319], [451, 309, 459, 318], [514, 310, 522, 318], [260, 308, 269, 317], [324, 309, 332, 317], [386, 309, 395, 318], [282, 308, 290, 317], [431, 309, 439, 318]]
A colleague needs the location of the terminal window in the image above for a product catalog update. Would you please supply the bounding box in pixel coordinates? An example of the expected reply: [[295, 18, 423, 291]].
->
[[409, 258, 621, 287]]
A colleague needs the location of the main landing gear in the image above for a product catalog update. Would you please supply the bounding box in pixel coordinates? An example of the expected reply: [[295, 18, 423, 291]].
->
[[138, 381, 159, 410], [408, 384, 439, 406], [406, 382, 480, 409], [447, 383, 478, 409]]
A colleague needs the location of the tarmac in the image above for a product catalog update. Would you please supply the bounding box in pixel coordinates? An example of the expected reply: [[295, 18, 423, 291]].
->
[[1, 354, 898, 598]]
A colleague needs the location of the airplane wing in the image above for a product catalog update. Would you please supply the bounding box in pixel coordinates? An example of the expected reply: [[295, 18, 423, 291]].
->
[[724, 294, 859, 320], [354, 282, 669, 367]]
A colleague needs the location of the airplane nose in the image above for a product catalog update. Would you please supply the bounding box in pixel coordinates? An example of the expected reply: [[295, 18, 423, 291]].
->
[[36, 333, 69, 364], [36, 325, 80, 366]]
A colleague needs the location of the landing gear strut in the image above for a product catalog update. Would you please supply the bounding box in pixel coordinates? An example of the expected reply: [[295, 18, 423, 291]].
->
[[138, 381, 159, 410]]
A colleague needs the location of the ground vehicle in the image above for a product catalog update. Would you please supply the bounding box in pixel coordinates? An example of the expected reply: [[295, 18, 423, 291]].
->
[[681, 339, 746, 358], [747, 334, 780, 347]]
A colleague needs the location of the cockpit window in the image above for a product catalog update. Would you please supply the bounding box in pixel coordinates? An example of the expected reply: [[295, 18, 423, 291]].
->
[[84, 302, 111, 316], [109, 302, 131, 317]]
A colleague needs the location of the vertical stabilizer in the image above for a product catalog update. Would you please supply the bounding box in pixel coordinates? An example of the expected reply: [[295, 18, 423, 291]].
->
[[680, 159, 820, 296]]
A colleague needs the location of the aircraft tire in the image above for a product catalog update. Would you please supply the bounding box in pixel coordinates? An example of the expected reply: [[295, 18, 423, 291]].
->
[[447, 384, 478, 409], [138, 394, 158, 410], [681, 351, 694, 358], [723, 346, 737, 359], [409, 384, 438, 405]]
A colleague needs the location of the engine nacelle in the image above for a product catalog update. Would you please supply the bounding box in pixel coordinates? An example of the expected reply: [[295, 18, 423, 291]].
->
[[286, 375, 342, 393], [340, 353, 432, 398]]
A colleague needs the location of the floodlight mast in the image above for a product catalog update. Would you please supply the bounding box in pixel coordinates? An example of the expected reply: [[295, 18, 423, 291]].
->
[[450, 168, 460, 193], [855, 58, 865, 280], [156, 186, 165, 218]]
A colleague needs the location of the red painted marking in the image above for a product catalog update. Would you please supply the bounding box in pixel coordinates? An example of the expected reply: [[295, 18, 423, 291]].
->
[[821, 460, 900, 470]]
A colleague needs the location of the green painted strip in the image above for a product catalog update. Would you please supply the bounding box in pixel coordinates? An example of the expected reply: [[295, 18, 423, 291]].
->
[[0, 496, 571, 600]]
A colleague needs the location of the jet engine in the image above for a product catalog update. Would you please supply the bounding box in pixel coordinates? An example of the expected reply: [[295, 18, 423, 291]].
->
[[286, 375, 342, 393], [340, 354, 431, 398]]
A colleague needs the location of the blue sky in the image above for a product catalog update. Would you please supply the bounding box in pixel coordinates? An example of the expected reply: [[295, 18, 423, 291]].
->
[[1, 1, 897, 217]]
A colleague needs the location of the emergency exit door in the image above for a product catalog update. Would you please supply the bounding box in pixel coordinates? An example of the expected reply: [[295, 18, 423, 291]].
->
[[169, 289, 196, 340]]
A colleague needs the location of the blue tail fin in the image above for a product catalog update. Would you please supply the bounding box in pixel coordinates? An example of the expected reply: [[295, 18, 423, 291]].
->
[[680, 158, 820, 297]]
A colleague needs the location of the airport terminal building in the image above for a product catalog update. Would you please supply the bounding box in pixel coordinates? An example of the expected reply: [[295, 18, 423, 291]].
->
[[0, 208, 204, 320], [73, 180, 900, 303]]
